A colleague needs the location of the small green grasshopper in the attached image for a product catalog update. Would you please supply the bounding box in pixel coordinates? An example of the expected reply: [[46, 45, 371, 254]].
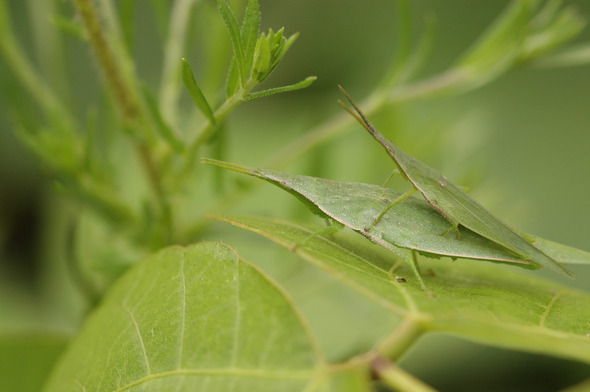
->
[[202, 158, 586, 289], [338, 86, 574, 279]]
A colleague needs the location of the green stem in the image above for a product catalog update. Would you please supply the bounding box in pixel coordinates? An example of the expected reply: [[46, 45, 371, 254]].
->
[[134, 143, 173, 244], [183, 87, 249, 172], [96, 0, 124, 45], [159, 0, 198, 124], [73, 0, 140, 126], [0, 0, 72, 126], [26, 0, 71, 104], [372, 356, 438, 392], [378, 316, 426, 360], [73, 0, 171, 241]]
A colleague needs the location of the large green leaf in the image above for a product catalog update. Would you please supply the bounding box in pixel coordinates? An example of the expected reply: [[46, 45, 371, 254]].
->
[[43, 242, 322, 391], [214, 215, 590, 364]]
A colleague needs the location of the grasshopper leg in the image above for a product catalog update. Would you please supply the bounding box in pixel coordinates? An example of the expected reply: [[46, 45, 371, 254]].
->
[[365, 187, 417, 232], [439, 221, 462, 240], [408, 250, 429, 292], [381, 169, 401, 187]]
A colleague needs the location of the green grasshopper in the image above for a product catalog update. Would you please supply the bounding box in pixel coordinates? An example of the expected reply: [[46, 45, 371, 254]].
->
[[337, 86, 574, 279], [202, 158, 586, 289]]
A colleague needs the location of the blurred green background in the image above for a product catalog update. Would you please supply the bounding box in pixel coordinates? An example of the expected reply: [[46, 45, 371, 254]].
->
[[1, 1, 589, 391]]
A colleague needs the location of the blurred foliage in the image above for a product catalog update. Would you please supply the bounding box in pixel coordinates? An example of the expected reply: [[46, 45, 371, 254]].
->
[[1, 0, 589, 391]]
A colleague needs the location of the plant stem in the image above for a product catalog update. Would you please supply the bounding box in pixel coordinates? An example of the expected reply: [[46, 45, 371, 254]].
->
[[0, 0, 72, 127], [73, 0, 140, 126], [159, 0, 198, 125], [183, 88, 248, 171], [378, 316, 426, 360], [73, 0, 171, 241], [372, 356, 438, 392], [26, 0, 71, 104]]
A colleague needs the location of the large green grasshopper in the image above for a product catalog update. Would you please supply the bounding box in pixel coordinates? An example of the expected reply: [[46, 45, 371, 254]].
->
[[338, 86, 574, 279], [202, 158, 585, 289]]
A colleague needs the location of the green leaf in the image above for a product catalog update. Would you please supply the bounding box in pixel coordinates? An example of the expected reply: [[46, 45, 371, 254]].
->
[[215, 215, 590, 364], [523, 4, 585, 61], [252, 33, 271, 81], [455, 0, 531, 83], [217, 0, 246, 85], [241, 0, 261, 77], [181, 58, 216, 125], [269, 31, 298, 75], [43, 242, 322, 391], [534, 43, 590, 68], [245, 76, 317, 101]]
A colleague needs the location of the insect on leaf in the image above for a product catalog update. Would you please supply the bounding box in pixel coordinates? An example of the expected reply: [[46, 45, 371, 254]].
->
[[202, 157, 590, 268], [337, 85, 574, 279]]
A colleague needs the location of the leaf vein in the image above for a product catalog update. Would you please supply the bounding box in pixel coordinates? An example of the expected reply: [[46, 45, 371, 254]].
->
[[231, 256, 241, 367], [71, 378, 87, 391], [178, 249, 187, 368], [540, 291, 562, 328], [124, 304, 151, 375], [112, 368, 314, 391]]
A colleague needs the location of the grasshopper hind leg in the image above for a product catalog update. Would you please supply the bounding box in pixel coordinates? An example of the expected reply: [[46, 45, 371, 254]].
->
[[408, 250, 427, 292]]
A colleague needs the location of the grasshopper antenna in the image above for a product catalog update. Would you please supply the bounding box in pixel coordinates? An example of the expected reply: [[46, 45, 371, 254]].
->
[[337, 85, 382, 138]]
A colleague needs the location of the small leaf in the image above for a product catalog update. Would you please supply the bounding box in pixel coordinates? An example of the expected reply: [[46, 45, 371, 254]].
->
[[457, 0, 530, 72], [43, 243, 321, 391], [534, 43, 590, 68], [217, 0, 247, 85], [252, 33, 271, 81], [181, 58, 216, 125], [523, 6, 585, 61], [269, 28, 283, 51], [241, 0, 261, 77], [269, 32, 298, 74], [245, 76, 317, 101]]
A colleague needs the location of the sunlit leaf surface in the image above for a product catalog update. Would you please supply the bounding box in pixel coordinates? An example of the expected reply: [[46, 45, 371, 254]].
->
[[44, 243, 322, 391], [215, 215, 590, 364]]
